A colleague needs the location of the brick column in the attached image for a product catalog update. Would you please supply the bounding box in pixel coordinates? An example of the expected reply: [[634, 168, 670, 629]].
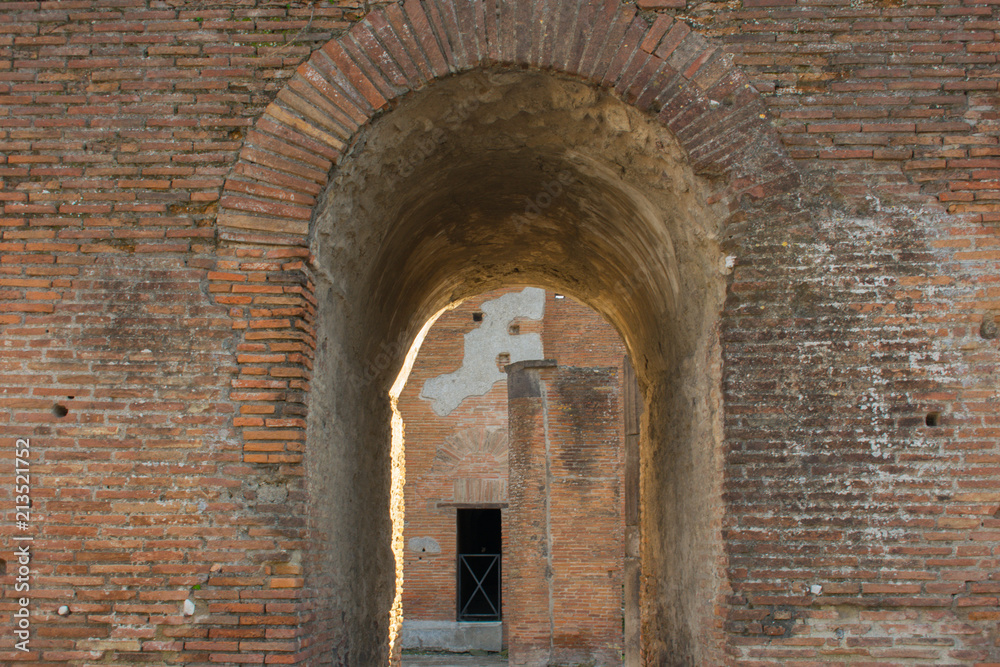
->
[[505, 360, 556, 667], [506, 360, 625, 666]]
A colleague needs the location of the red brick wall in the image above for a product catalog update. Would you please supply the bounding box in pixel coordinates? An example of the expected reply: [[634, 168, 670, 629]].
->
[[542, 292, 629, 368], [398, 288, 523, 622], [398, 288, 626, 648], [0, 0, 998, 663]]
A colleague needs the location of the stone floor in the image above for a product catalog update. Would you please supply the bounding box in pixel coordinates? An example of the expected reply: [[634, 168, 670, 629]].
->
[[401, 653, 507, 666]]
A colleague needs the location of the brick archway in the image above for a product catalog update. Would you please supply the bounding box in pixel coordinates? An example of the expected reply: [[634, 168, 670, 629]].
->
[[216, 0, 794, 247], [210, 2, 799, 664]]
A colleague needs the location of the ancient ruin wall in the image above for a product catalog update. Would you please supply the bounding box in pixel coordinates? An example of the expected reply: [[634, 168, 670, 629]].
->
[[0, 1, 998, 665]]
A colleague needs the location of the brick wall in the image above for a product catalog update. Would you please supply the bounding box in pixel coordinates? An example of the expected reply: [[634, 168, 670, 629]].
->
[[506, 361, 625, 666], [0, 0, 998, 663], [398, 288, 525, 623], [398, 287, 626, 659]]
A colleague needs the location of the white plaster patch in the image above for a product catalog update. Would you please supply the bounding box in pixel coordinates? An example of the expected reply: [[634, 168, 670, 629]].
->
[[408, 537, 441, 554], [420, 287, 545, 415]]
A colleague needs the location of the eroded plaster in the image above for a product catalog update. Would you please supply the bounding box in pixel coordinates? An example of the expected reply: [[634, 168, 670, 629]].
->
[[420, 287, 545, 415]]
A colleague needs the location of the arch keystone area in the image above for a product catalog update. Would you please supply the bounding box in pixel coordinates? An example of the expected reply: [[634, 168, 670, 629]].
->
[[217, 0, 796, 247]]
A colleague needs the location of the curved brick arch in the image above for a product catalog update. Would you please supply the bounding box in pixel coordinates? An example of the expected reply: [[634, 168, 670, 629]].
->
[[208, 3, 802, 663], [216, 0, 797, 247], [205, 0, 805, 497]]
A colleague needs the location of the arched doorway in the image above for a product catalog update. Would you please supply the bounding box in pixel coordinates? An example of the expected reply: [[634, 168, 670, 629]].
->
[[304, 67, 728, 664], [213, 5, 797, 663]]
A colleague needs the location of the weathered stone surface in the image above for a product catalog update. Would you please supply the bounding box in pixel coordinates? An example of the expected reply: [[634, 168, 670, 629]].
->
[[400, 620, 502, 652]]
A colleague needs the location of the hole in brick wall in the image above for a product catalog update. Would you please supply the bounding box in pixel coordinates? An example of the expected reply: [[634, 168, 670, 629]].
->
[[925, 411, 941, 427], [497, 352, 511, 366], [53, 403, 68, 418], [980, 314, 998, 340], [508, 324, 520, 335], [0, 558, 6, 574], [473, 312, 483, 322]]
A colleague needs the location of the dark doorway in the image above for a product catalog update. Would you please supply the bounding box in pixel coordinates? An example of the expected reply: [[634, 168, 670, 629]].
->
[[456, 508, 502, 622]]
